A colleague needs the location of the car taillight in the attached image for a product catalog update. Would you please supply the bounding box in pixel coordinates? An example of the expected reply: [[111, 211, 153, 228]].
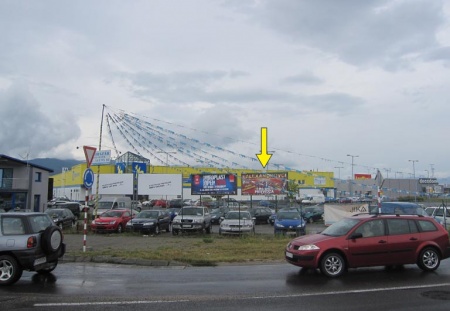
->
[[27, 236, 37, 248]]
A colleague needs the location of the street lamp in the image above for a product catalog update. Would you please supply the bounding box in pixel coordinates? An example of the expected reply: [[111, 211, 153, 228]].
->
[[347, 154, 359, 196], [347, 154, 359, 179], [334, 166, 343, 179], [408, 160, 418, 178], [408, 160, 418, 202]]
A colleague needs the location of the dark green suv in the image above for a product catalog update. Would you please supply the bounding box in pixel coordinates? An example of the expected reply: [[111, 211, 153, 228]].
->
[[0, 212, 66, 286]]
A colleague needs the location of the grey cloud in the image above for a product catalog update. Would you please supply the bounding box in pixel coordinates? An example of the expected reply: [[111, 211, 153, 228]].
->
[[422, 46, 450, 62], [281, 73, 324, 85], [0, 82, 81, 157], [229, 0, 445, 69]]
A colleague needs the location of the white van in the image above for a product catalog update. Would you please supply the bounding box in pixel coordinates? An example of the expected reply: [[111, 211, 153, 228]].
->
[[301, 195, 325, 204], [95, 197, 132, 216]]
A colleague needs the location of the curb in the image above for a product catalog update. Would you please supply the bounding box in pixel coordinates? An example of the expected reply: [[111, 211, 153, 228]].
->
[[61, 255, 187, 267]]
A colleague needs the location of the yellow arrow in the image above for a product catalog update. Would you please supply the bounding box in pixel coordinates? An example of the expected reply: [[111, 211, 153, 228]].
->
[[256, 127, 272, 168]]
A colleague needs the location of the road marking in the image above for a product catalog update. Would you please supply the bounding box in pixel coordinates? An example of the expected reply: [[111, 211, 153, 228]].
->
[[34, 282, 450, 307]]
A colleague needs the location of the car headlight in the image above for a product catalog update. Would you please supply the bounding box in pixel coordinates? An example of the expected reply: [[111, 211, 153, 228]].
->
[[193, 219, 203, 224], [91, 220, 96, 224], [298, 244, 320, 251], [275, 223, 285, 228], [109, 220, 116, 225], [297, 223, 305, 228]]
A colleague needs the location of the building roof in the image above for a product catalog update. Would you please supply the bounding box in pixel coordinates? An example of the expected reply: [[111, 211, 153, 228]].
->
[[0, 154, 54, 172]]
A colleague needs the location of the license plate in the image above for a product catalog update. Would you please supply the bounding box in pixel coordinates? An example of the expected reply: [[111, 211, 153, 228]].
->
[[285, 251, 293, 259], [182, 225, 192, 228], [34, 257, 47, 266]]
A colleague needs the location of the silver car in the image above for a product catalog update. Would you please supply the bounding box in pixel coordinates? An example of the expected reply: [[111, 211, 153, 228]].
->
[[0, 212, 66, 286], [219, 211, 255, 235]]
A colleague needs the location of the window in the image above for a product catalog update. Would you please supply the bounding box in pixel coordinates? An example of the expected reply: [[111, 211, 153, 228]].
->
[[354, 220, 385, 238], [35, 172, 42, 182], [1, 217, 26, 235], [387, 219, 410, 235], [418, 220, 438, 232]]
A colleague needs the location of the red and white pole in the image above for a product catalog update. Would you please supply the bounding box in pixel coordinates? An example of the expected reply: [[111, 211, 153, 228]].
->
[[84, 189, 88, 252]]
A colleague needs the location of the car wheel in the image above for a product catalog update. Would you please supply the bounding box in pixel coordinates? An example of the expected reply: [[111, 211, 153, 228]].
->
[[308, 218, 314, 224], [417, 247, 440, 271], [37, 261, 58, 274], [117, 224, 123, 234], [166, 224, 171, 233], [172, 229, 179, 235], [219, 228, 222, 235], [205, 223, 211, 234], [320, 253, 346, 278], [155, 225, 160, 235], [0, 255, 23, 286], [41, 226, 63, 255]]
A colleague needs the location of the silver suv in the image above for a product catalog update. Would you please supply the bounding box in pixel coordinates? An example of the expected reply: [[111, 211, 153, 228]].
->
[[172, 206, 212, 234], [0, 212, 66, 285]]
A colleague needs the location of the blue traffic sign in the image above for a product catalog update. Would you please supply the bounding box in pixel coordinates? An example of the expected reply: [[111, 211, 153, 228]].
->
[[83, 168, 94, 189]]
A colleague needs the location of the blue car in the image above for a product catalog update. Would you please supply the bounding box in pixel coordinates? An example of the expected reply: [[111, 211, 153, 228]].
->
[[274, 210, 306, 236]]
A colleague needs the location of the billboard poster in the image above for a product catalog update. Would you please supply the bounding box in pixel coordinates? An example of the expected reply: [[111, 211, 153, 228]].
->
[[91, 150, 111, 165], [93, 174, 134, 195], [138, 174, 182, 196], [191, 174, 237, 195], [115, 162, 126, 174], [241, 172, 288, 195], [355, 174, 372, 180], [132, 162, 147, 175]]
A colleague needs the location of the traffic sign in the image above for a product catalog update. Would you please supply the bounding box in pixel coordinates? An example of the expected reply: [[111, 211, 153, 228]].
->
[[83, 146, 97, 168], [83, 168, 95, 189]]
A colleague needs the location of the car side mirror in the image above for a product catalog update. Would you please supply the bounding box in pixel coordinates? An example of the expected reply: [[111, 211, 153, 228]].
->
[[350, 232, 363, 239]]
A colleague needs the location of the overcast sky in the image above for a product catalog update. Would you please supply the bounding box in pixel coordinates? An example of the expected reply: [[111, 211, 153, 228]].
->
[[1, 0, 450, 181]]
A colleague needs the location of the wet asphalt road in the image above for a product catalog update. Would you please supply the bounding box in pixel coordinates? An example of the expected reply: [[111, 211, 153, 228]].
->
[[1, 252, 450, 310]]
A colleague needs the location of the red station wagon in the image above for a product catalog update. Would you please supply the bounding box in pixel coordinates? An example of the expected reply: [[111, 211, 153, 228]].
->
[[285, 214, 450, 277]]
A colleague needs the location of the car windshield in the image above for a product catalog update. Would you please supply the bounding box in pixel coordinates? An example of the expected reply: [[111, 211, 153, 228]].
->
[[321, 218, 360, 237], [426, 208, 435, 216], [98, 202, 113, 208], [277, 212, 300, 220], [225, 212, 251, 220], [46, 210, 64, 217], [137, 211, 159, 218], [179, 207, 203, 216], [101, 211, 123, 218]]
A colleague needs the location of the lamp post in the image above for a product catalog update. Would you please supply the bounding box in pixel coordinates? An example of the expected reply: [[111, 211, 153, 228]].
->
[[408, 160, 418, 202], [347, 154, 358, 196], [334, 166, 343, 179]]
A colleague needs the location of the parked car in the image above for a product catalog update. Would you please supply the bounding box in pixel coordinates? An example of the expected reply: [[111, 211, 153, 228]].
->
[[301, 206, 324, 223], [0, 212, 66, 285], [219, 210, 255, 235], [153, 199, 169, 208], [91, 209, 134, 233], [172, 206, 212, 235], [47, 201, 81, 219], [249, 207, 274, 224], [425, 206, 450, 231], [285, 214, 450, 277], [126, 210, 171, 234], [274, 210, 306, 236], [44, 208, 77, 229], [210, 207, 230, 224], [338, 197, 352, 203]]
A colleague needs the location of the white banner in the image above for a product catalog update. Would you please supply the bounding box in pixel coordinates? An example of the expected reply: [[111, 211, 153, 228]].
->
[[93, 174, 134, 195], [324, 203, 370, 225], [138, 174, 182, 196]]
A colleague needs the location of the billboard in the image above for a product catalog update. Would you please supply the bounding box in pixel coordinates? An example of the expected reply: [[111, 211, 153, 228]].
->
[[93, 174, 134, 195], [91, 150, 111, 165], [241, 172, 288, 195], [191, 174, 237, 195], [138, 174, 182, 196], [355, 174, 372, 180]]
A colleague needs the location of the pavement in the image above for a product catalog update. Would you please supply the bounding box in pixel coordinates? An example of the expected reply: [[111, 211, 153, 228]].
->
[[61, 222, 327, 267]]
